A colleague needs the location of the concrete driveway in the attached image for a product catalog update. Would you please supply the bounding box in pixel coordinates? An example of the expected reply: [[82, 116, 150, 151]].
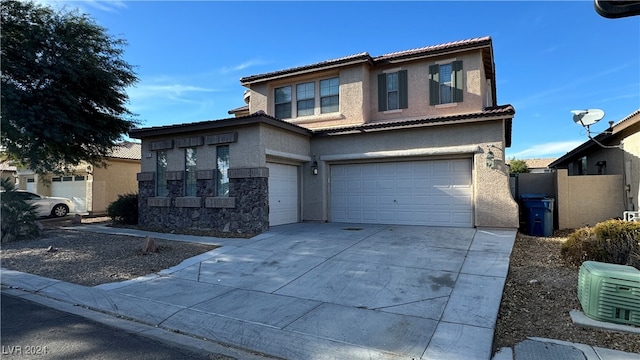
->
[[1, 223, 516, 360]]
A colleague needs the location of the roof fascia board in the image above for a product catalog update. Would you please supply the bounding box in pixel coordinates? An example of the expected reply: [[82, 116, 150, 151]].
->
[[548, 132, 612, 168], [240, 58, 372, 86], [314, 114, 512, 136], [129, 115, 312, 139], [377, 44, 490, 64]]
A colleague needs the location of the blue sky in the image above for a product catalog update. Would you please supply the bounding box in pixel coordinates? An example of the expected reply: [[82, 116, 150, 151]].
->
[[41, 1, 639, 159]]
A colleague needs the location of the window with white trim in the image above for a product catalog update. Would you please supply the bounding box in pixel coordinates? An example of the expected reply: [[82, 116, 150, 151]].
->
[[377, 70, 408, 111], [429, 61, 463, 105], [275, 86, 292, 119], [320, 77, 339, 113], [296, 82, 314, 116]]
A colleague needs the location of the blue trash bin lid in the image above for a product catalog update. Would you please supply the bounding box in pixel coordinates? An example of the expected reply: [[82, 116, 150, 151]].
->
[[520, 193, 548, 200]]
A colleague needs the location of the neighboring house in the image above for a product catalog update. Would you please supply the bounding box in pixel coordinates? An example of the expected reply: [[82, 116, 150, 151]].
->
[[0, 162, 18, 184], [522, 158, 556, 173], [507, 158, 556, 200], [16, 141, 141, 215], [549, 109, 640, 228], [130, 36, 518, 235]]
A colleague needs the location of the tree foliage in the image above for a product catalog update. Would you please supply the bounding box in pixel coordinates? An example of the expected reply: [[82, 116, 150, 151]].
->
[[509, 158, 530, 174], [0, 0, 139, 174]]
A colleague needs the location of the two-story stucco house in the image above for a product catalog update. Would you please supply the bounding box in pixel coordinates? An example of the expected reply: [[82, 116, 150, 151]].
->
[[129, 36, 518, 236]]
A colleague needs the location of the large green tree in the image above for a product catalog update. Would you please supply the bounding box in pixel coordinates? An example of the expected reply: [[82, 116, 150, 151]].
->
[[1, 0, 138, 174]]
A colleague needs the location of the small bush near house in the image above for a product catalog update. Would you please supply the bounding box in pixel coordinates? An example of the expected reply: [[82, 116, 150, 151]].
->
[[107, 193, 138, 225], [0, 178, 40, 242], [560, 219, 640, 269]]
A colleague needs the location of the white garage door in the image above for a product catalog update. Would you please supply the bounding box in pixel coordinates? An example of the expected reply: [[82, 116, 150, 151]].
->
[[331, 159, 473, 227], [267, 163, 299, 226], [51, 175, 87, 212]]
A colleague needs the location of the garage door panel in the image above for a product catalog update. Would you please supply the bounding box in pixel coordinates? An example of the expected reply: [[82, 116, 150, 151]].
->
[[362, 180, 377, 190], [267, 163, 299, 226], [362, 196, 377, 206], [379, 196, 396, 205], [51, 178, 86, 212], [331, 159, 472, 227]]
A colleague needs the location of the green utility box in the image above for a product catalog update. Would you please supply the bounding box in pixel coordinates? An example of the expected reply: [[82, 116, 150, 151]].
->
[[578, 261, 640, 326]]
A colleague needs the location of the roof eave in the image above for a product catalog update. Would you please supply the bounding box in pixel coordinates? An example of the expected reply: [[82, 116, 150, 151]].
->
[[548, 134, 610, 168], [313, 106, 515, 139], [129, 114, 312, 139], [240, 57, 373, 86]]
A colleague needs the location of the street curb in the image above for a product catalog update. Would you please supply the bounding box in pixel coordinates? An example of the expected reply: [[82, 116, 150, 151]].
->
[[2, 288, 279, 360]]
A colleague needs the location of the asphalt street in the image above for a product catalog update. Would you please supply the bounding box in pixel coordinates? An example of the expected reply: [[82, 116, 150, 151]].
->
[[0, 293, 232, 360]]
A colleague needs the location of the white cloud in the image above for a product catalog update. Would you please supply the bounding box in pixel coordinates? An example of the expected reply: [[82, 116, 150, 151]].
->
[[35, 0, 126, 13], [125, 82, 218, 113], [220, 59, 266, 74], [128, 84, 216, 100], [507, 140, 584, 159]]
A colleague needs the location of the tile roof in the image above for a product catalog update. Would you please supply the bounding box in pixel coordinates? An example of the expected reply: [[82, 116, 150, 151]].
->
[[510, 158, 557, 169], [313, 105, 514, 145], [129, 112, 312, 139], [240, 52, 372, 85], [240, 37, 492, 85], [373, 36, 492, 62], [109, 141, 141, 160], [228, 105, 249, 114], [0, 162, 17, 172]]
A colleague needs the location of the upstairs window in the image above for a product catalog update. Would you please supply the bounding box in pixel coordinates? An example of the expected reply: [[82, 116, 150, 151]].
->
[[296, 82, 315, 116], [184, 148, 197, 196], [216, 145, 229, 197], [429, 61, 463, 105], [377, 70, 408, 112], [156, 150, 168, 197], [320, 77, 339, 113], [275, 86, 292, 119]]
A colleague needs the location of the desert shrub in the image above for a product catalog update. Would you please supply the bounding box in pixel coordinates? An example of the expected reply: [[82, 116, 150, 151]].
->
[[561, 219, 640, 269], [0, 178, 40, 242], [107, 193, 138, 225]]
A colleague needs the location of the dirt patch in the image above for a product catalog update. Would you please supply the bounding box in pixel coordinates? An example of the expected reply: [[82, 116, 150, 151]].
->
[[1, 217, 217, 287], [492, 231, 640, 354]]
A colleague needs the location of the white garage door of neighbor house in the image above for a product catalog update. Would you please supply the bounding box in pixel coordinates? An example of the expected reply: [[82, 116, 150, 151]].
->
[[51, 176, 87, 212], [331, 159, 473, 227], [267, 162, 299, 226]]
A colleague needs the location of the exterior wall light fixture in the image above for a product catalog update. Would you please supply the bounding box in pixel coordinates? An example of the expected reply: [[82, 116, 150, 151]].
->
[[311, 156, 318, 175], [486, 149, 495, 168]]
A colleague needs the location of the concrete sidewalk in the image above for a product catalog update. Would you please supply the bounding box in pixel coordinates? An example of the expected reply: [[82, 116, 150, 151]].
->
[[2, 223, 638, 360]]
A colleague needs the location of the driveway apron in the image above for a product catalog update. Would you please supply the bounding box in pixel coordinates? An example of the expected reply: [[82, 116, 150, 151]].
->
[[1, 223, 516, 360]]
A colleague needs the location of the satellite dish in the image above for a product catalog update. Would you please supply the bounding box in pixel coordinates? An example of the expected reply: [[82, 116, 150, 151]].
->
[[571, 109, 605, 126]]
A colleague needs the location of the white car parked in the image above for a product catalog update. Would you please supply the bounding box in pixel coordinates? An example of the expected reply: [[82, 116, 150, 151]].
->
[[14, 190, 75, 218]]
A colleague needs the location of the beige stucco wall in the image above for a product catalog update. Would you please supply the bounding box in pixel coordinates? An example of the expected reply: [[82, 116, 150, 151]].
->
[[368, 50, 485, 123], [622, 130, 640, 210], [556, 169, 625, 229], [246, 49, 488, 131], [91, 159, 140, 214], [139, 126, 269, 173], [305, 120, 518, 228], [140, 124, 310, 172], [261, 123, 311, 165]]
